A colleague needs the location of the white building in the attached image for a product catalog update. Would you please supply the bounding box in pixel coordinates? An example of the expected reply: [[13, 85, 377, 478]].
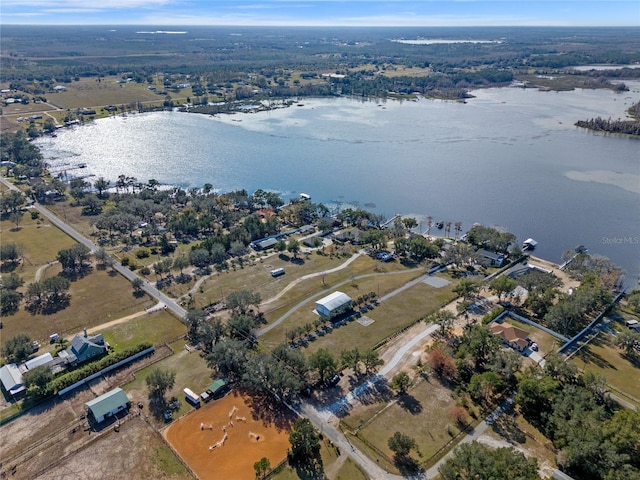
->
[[315, 291, 352, 319], [0, 364, 25, 396]]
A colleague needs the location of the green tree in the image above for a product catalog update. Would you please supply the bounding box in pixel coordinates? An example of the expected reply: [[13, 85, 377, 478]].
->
[[439, 441, 540, 480], [131, 277, 144, 296], [253, 457, 271, 479], [93, 177, 110, 198], [453, 278, 481, 301], [459, 324, 502, 369], [361, 349, 384, 374], [489, 275, 518, 302], [2, 332, 33, 363], [289, 418, 320, 462], [390, 371, 411, 394], [23, 365, 53, 396], [468, 371, 505, 403], [308, 348, 338, 384], [145, 367, 176, 400], [226, 290, 261, 315], [184, 308, 205, 342], [0, 242, 21, 265], [428, 309, 456, 336], [615, 330, 640, 356], [388, 431, 416, 457], [340, 347, 361, 374], [287, 238, 300, 258]]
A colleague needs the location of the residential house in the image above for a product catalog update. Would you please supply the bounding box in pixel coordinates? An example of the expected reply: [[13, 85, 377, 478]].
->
[[477, 249, 505, 267], [490, 322, 530, 352], [58, 330, 107, 366]]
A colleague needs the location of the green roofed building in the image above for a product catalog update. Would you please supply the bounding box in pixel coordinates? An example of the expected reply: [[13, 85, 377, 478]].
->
[[207, 379, 229, 399], [85, 387, 130, 423]]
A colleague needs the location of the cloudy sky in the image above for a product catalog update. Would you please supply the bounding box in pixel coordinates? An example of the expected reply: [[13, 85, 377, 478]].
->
[[1, 0, 638, 26]]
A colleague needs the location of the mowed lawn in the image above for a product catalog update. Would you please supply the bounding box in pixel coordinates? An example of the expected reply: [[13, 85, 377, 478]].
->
[[2, 264, 155, 346], [198, 249, 364, 308], [123, 338, 213, 426], [260, 272, 456, 355], [1, 215, 76, 282], [345, 377, 461, 472], [570, 323, 640, 403], [45, 76, 168, 110], [102, 310, 187, 351]]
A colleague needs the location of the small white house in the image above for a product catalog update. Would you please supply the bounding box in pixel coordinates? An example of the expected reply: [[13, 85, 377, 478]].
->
[[315, 291, 352, 319]]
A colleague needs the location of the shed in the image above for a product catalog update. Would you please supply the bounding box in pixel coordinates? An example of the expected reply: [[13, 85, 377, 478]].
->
[[25, 352, 54, 371], [315, 291, 352, 319], [207, 379, 229, 398], [254, 237, 278, 250], [85, 387, 130, 423], [0, 364, 25, 396]]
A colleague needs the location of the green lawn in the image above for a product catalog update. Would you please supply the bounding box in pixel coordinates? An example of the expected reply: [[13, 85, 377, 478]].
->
[[260, 272, 456, 356], [570, 320, 640, 404], [102, 310, 186, 351], [1, 215, 76, 280], [343, 377, 463, 473], [123, 338, 213, 425]]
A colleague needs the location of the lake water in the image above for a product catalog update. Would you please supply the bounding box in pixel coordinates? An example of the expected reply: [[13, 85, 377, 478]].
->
[[36, 85, 640, 285]]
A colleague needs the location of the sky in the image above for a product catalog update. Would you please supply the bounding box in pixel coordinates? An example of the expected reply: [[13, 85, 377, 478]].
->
[[1, 0, 639, 27]]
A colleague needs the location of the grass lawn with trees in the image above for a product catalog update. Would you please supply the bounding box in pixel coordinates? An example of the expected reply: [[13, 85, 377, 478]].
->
[[570, 324, 640, 404], [259, 268, 424, 347], [1, 263, 155, 346], [123, 338, 213, 426], [0, 215, 76, 281], [304, 278, 457, 356], [342, 377, 464, 473]]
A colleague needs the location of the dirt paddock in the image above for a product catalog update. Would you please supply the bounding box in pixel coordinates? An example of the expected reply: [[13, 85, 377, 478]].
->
[[164, 391, 294, 480]]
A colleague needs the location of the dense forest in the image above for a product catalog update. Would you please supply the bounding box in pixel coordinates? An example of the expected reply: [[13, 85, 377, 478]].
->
[[2, 26, 640, 102]]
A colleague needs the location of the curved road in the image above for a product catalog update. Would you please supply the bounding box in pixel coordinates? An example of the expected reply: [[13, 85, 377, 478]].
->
[[1, 176, 518, 479]]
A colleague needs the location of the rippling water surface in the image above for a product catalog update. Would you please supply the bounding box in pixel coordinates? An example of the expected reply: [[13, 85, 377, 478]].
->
[[36, 86, 640, 284]]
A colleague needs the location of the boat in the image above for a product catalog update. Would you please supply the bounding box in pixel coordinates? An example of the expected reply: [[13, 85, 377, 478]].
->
[[523, 238, 538, 250], [435, 221, 444, 229], [574, 245, 588, 254]]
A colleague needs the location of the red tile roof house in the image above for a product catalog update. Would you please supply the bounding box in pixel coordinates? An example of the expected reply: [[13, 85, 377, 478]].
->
[[490, 322, 531, 352]]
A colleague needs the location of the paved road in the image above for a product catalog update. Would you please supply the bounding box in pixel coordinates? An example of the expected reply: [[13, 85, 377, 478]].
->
[[0, 176, 187, 319], [0, 176, 522, 479]]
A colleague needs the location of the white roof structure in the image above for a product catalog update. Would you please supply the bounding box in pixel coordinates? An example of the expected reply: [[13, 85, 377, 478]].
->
[[0, 364, 25, 395], [315, 291, 352, 318], [25, 352, 53, 371]]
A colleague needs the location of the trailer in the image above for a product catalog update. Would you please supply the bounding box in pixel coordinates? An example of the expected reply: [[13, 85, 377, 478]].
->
[[184, 387, 200, 406], [270, 267, 285, 278]]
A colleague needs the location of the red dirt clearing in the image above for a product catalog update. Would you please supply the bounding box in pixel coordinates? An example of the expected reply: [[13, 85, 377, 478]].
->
[[164, 392, 293, 480]]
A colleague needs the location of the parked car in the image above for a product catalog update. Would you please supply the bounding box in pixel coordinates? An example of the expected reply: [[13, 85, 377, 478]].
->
[[530, 342, 539, 352]]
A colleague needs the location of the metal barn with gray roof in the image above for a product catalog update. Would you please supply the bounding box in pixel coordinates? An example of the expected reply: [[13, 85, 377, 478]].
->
[[315, 291, 352, 319]]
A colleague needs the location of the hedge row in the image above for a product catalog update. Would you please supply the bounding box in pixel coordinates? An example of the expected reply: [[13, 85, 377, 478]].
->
[[45, 342, 152, 396]]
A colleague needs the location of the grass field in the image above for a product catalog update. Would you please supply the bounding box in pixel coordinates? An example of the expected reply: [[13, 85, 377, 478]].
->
[[1, 214, 76, 281], [123, 338, 213, 424], [1, 264, 155, 347], [343, 377, 462, 473], [260, 271, 456, 355], [101, 310, 186, 351], [570, 322, 640, 404]]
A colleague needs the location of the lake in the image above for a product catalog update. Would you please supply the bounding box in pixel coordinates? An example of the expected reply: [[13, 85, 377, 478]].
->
[[35, 85, 640, 285]]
